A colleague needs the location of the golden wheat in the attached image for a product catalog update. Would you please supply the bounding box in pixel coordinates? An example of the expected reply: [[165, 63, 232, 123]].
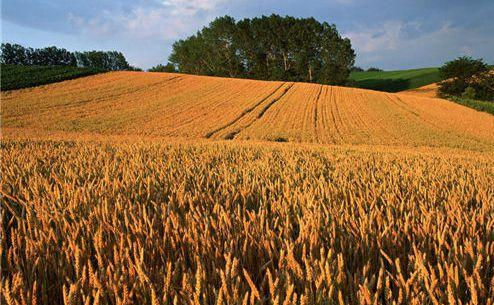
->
[[1, 134, 494, 304], [2, 72, 494, 150]]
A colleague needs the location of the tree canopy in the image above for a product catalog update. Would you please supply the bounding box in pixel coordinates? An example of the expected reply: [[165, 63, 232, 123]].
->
[[439, 56, 488, 81], [0, 43, 135, 71], [148, 63, 177, 73], [169, 15, 355, 85], [438, 57, 493, 101]]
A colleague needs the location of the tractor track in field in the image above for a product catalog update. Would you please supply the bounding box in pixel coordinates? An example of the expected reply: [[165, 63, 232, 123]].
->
[[227, 82, 295, 140], [328, 86, 343, 142], [313, 85, 324, 141], [6, 70, 494, 149], [204, 82, 287, 139]]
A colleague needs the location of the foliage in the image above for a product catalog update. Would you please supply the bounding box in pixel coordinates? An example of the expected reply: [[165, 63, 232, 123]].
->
[[74, 51, 130, 71], [438, 57, 493, 101], [439, 56, 488, 81], [148, 63, 177, 72], [1, 43, 76, 66], [438, 78, 468, 98], [462, 86, 476, 99], [349, 67, 440, 92], [350, 66, 364, 72], [1, 43, 135, 71], [169, 15, 355, 85], [450, 96, 494, 115], [0, 64, 106, 91], [2, 136, 494, 305], [366, 67, 382, 72], [127, 66, 143, 72], [469, 70, 494, 101]]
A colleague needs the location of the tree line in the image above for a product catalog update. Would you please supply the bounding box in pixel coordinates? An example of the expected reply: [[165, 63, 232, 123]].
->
[[0, 43, 140, 71], [167, 15, 356, 85], [351, 66, 383, 72], [438, 56, 493, 101]]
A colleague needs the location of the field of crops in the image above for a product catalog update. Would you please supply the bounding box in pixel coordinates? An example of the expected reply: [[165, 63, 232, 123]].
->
[[0, 64, 106, 91], [2, 134, 494, 305], [402, 83, 439, 98], [3, 71, 494, 150], [349, 68, 441, 92], [2, 71, 494, 304]]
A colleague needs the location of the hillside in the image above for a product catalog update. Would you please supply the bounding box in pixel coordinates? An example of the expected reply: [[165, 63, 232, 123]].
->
[[350, 67, 440, 92], [3, 71, 494, 150], [0, 64, 106, 90], [402, 83, 439, 98], [4, 71, 494, 305]]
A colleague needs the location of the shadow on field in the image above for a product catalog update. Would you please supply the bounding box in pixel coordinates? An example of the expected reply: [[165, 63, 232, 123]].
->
[[354, 78, 411, 92]]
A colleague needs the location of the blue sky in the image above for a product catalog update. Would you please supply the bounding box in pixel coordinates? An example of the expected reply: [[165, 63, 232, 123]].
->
[[2, 0, 493, 70]]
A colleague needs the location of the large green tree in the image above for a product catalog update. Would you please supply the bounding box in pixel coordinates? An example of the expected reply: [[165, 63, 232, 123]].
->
[[169, 15, 355, 85], [75, 51, 130, 71], [438, 57, 492, 100]]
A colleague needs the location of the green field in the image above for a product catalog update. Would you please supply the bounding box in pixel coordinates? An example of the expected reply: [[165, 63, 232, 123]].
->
[[350, 67, 440, 92], [1, 64, 106, 91]]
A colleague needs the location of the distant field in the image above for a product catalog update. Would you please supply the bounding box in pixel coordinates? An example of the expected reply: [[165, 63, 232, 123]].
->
[[1, 64, 106, 90], [3, 71, 494, 150], [350, 67, 441, 92]]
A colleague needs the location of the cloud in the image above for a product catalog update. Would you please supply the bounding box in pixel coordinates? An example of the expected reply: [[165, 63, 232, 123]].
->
[[63, 0, 233, 68], [344, 21, 423, 53], [66, 0, 229, 41], [3, 0, 493, 69], [343, 21, 494, 69], [162, 0, 228, 16]]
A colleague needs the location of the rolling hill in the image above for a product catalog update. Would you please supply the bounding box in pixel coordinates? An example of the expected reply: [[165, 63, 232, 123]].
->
[[3, 71, 494, 150], [349, 67, 440, 92], [402, 83, 439, 98]]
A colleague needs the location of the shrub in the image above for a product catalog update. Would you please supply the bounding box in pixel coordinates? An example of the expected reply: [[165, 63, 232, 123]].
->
[[438, 57, 492, 100], [461, 86, 476, 99], [351, 66, 364, 72], [439, 56, 488, 81], [470, 71, 494, 101], [438, 78, 467, 97], [148, 63, 177, 73], [367, 67, 383, 72]]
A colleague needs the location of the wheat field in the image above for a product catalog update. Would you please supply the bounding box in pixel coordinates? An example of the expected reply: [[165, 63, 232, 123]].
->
[[2, 72, 494, 304], [3, 71, 494, 149], [402, 83, 439, 98]]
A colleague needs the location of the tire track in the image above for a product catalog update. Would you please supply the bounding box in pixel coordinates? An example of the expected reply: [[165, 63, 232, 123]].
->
[[256, 83, 294, 119], [228, 82, 295, 140], [313, 85, 324, 142], [329, 86, 343, 142], [205, 82, 286, 138], [318, 86, 332, 143]]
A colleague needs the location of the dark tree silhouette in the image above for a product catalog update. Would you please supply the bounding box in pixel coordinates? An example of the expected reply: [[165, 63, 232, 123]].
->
[[169, 15, 356, 85]]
